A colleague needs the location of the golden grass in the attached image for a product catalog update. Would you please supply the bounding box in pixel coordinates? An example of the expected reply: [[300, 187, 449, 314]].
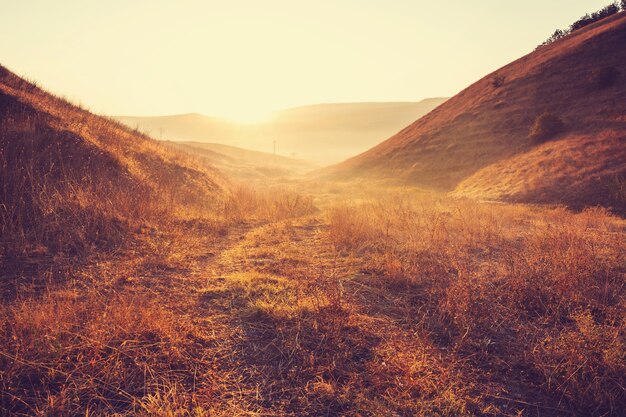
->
[[0, 185, 317, 416], [327, 189, 625, 415], [2, 64, 625, 416], [1, 63, 321, 415], [222, 184, 315, 224], [2, 179, 624, 415], [0, 290, 204, 416], [0, 69, 225, 262]]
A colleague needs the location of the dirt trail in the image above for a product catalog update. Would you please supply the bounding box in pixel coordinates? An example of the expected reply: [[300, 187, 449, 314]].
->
[[114, 196, 576, 416], [132, 214, 349, 413]]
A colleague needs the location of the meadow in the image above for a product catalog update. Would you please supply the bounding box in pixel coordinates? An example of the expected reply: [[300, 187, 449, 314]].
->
[[2, 174, 624, 416], [1, 8, 625, 414]]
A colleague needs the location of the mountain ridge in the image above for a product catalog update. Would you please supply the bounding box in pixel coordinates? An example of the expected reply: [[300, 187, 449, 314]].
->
[[114, 99, 448, 164]]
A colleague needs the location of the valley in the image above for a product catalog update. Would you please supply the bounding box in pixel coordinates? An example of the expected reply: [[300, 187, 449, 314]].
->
[[2, 175, 624, 416], [1, 3, 625, 417], [115, 100, 447, 165]]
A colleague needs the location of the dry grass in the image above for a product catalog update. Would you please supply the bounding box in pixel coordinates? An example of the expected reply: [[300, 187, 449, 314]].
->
[[0, 287, 212, 416], [327, 189, 625, 415], [2, 63, 625, 416], [0, 68, 226, 262], [222, 184, 316, 224], [0, 64, 316, 283], [0, 182, 317, 417], [0, 63, 320, 415], [2, 177, 624, 416]]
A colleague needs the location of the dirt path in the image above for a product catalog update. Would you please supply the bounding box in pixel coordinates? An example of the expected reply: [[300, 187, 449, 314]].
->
[[153, 213, 373, 415], [116, 205, 570, 416], [122, 214, 349, 414]]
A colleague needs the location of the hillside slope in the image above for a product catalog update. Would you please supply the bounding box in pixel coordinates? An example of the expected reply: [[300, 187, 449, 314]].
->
[[115, 99, 447, 164], [0, 65, 226, 257], [169, 141, 318, 180], [325, 13, 626, 211]]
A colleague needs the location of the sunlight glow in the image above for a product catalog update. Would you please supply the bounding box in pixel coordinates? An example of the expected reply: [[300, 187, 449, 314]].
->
[[217, 109, 275, 124], [0, 0, 613, 119]]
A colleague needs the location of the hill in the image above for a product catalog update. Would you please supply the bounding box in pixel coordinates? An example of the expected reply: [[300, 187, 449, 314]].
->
[[324, 12, 626, 212], [168, 141, 319, 180], [0, 64, 226, 260], [115, 99, 447, 165]]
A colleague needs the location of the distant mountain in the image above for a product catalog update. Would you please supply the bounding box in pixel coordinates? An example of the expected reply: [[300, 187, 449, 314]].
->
[[323, 12, 626, 212], [168, 141, 319, 181], [115, 99, 447, 165]]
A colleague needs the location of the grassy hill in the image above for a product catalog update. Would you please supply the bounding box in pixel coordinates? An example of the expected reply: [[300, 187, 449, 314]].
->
[[0, 64, 226, 260], [115, 99, 447, 164], [325, 12, 626, 212], [168, 141, 319, 181]]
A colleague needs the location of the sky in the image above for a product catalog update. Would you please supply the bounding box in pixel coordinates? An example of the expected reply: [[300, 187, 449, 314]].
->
[[0, 0, 613, 121]]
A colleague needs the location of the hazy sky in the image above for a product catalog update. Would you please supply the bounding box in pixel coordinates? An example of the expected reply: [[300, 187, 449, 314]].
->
[[0, 0, 612, 121]]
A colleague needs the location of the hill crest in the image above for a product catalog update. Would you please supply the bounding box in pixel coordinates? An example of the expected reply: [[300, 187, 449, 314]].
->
[[115, 99, 448, 164], [0, 64, 226, 256], [323, 12, 626, 211]]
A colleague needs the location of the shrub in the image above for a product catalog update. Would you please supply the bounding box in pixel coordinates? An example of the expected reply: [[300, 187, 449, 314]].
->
[[529, 112, 565, 142], [492, 75, 505, 89], [539, 3, 620, 48], [571, 13, 593, 31], [571, 4, 619, 31], [538, 28, 570, 49], [610, 174, 626, 208], [589, 66, 620, 89], [597, 3, 620, 17]]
